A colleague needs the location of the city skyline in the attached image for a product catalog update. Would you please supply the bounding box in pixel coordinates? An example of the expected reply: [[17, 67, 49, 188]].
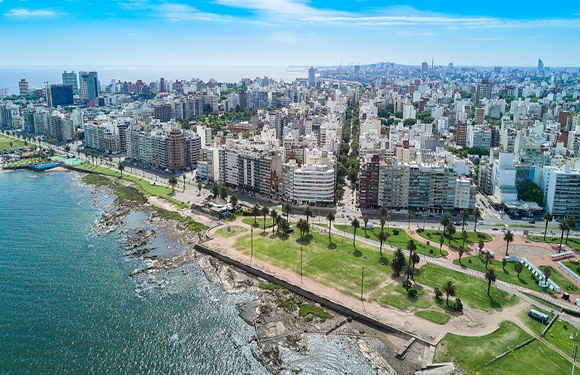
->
[[1, 0, 579, 67]]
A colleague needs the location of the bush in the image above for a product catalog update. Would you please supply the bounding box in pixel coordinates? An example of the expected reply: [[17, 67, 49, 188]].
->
[[434, 287, 443, 300], [402, 280, 412, 290], [417, 228, 424, 233], [393, 229, 400, 235], [454, 298, 463, 312], [407, 288, 418, 298]]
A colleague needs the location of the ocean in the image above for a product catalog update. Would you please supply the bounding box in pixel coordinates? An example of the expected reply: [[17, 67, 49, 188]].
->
[[0, 66, 310, 93], [0, 170, 375, 374]]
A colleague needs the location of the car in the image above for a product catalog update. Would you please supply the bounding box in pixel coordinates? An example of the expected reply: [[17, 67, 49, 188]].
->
[[454, 222, 461, 226], [528, 220, 535, 224], [492, 228, 499, 231]]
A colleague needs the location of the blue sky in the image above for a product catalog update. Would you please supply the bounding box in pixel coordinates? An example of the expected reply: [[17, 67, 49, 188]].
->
[[0, 0, 579, 67]]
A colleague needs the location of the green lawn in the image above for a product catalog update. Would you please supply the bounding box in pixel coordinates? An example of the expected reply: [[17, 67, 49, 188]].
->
[[414, 310, 450, 325], [484, 340, 570, 375], [523, 292, 562, 312], [563, 261, 580, 276], [528, 234, 580, 252], [4, 156, 49, 168], [75, 163, 189, 208], [518, 308, 552, 335], [415, 264, 519, 312], [242, 217, 275, 229], [0, 135, 26, 151], [152, 206, 208, 232], [453, 255, 544, 293], [436, 321, 531, 373], [544, 318, 580, 358], [539, 266, 579, 293], [334, 225, 447, 257], [216, 225, 247, 238], [233, 228, 397, 299], [371, 283, 431, 311], [418, 229, 492, 250]]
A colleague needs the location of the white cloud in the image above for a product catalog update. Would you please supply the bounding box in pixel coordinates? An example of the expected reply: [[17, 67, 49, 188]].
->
[[4, 8, 57, 17], [119, 1, 235, 22], [214, 0, 341, 17]]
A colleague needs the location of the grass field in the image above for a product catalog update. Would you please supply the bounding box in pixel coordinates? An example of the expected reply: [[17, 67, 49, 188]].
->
[[333, 225, 448, 257], [544, 318, 580, 357], [370, 283, 432, 311], [0, 135, 26, 151], [216, 225, 247, 238], [528, 234, 580, 252], [414, 310, 450, 325], [415, 264, 519, 312], [518, 308, 552, 334], [82, 174, 147, 204], [484, 340, 570, 375], [242, 217, 275, 229], [75, 163, 189, 208], [233, 227, 398, 300], [453, 255, 546, 293], [539, 265, 579, 293], [4, 157, 49, 168], [417, 229, 492, 250]]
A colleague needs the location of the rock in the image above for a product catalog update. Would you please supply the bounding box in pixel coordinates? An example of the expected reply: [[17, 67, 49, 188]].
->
[[291, 365, 302, 373]]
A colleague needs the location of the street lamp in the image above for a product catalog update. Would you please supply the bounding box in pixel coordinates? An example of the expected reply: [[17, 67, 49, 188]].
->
[[250, 227, 253, 263]]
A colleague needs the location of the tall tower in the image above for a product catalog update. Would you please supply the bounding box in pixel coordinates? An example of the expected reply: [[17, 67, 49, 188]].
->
[[62, 71, 79, 95], [19, 79, 30, 97], [308, 67, 315, 87], [78, 71, 99, 102], [538, 58, 544, 72]]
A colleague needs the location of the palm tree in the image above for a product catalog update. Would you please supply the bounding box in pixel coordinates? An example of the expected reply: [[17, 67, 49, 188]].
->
[[501, 257, 507, 272], [378, 230, 387, 258], [478, 240, 485, 255], [406, 240, 419, 280], [251, 204, 260, 225], [283, 202, 292, 223], [270, 209, 278, 234], [297, 219, 307, 238], [514, 261, 523, 279], [485, 269, 497, 296], [542, 266, 553, 282], [386, 214, 391, 235], [503, 230, 514, 256], [439, 235, 445, 255], [446, 223, 456, 246], [458, 246, 465, 263], [461, 230, 468, 250], [543, 212, 553, 241], [406, 209, 414, 229], [440, 214, 451, 239], [461, 209, 470, 232], [351, 218, 360, 246], [118, 163, 125, 177], [442, 280, 456, 306], [304, 206, 313, 223], [565, 217, 576, 245], [380, 217, 386, 235], [484, 252, 493, 269], [169, 175, 178, 193], [363, 216, 369, 235], [326, 212, 335, 241], [197, 182, 203, 196], [473, 207, 481, 232], [261, 206, 269, 231], [558, 221, 569, 251]]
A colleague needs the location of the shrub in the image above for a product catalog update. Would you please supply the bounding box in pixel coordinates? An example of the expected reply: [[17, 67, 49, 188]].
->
[[417, 228, 424, 233], [393, 229, 400, 235], [454, 298, 463, 312], [434, 287, 443, 300], [407, 288, 418, 298], [402, 280, 412, 290]]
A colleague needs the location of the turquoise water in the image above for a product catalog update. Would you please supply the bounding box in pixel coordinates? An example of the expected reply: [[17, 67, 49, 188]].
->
[[0, 170, 376, 374]]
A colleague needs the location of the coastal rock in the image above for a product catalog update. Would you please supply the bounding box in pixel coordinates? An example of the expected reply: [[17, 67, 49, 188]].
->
[[253, 342, 285, 375]]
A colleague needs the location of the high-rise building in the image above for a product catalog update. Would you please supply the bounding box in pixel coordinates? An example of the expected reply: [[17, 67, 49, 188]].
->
[[421, 62, 429, 73], [542, 165, 580, 219], [308, 67, 315, 87], [358, 155, 380, 209], [153, 103, 172, 123], [455, 121, 467, 146], [62, 71, 79, 94], [49, 84, 74, 107], [19, 79, 29, 97], [538, 58, 544, 72], [78, 71, 99, 102], [476, 79, 492, 105]]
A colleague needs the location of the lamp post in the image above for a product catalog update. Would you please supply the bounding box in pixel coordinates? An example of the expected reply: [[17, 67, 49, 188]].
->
[[361, 267, 365, 302], [300, 245, 303, 286], [250, 227, 253, 263]]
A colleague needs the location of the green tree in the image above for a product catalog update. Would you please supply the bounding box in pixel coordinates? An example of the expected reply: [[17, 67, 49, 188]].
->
[[211, 182, 219, 197], [304, 206, 313, 223], [558, 221, 569, 250], [442, 280, 456, 306], [503, 230, 514, 256], [219, 184, 228, 200], [461, 209, 470, 232], [378, 230, 387, 258], [197, 183, 203, 196], [270, 209, 278, 234], [283, 202, 292, 223], [229, 194, 238, 210], [168, 175, 178, 193], [326, 212, 335, 241], [351, 218, 360, 246], [473, 207, 481, 232], [406, 209, 414, 229], [251, 204, 260, 224], [565, 217, 576, 245], [543, 212, 553, 241], [514, 261, 523, 279], [440, 214, 451, 239], [392, 249, 406, 277], [485, 269, 497, 296], [363, 216, 369, 234], [118, 163, 124, 177], [501, 257, 507, 272], [261, 206, 269, 231]]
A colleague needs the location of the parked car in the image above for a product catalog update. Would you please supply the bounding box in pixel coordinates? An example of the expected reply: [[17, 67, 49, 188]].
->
[[492, 228, 499, 231], [528, 220, 535, 224]]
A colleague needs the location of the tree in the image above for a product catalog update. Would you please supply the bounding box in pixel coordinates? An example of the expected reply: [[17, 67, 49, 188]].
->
[[169, 175, 178, 193], [407, 240, 419, 280], [422, 203, 429, 230], [461, 230, 468, 249], [363, 216, 369, 234], [211, 183, 219, 197], [543, 212, 553, 241], [278, 218, 290, 235], [542, 266, 553, 281], [270, 210, 278, 234], [297, 219, 308, 238], [406, 209, 414, 229], [392, 249, 406, 277], [326, 212, 335, 241], [473, 207, 481, 232], [485, 269, 497, 296], [251, 204, 260, 224], [118, 163, 125, 177], [440, 214, 451, 239], [447, 224, 456, 246], [442, 280, 456, 306], [458, 246, 465, 263], [219, 184, 228, 200], [261, 206, 269, 231], [558, 221, 568, 251], [478, 240, 485, 255], [461, 209, 470, 232], [503, 230, 514, 256], [514, 261, 523, 279], [378, 230, 387, 258], [197, 183, 203, 196], [351, 218, 360, 246], [501, 257, 507, 272], [439, 235, 445, 255], [304, 206, 313, 224], [484, 252, 493, 269], [283, 202, 292, 223], [229, 195, 238, 211]]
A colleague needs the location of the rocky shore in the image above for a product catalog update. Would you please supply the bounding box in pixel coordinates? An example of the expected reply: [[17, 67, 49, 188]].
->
[[86, 180, 428, 375]]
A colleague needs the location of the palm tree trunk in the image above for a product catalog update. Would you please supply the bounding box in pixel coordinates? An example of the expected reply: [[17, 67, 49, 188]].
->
[[506, 242, 509, 256], [566, 230, 570, 245], [379, 241, 383, 258], [446, 294, 449, 306], [487, 281, 491, 296], [544, 221, 549, 241], [474, 219, 478, 233], [560, 230, 565, 250], [353, 229, 356, 246]]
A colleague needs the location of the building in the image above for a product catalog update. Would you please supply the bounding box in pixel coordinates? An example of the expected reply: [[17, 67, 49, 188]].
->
[[78, 71, 99, 102], [491, 153, 518, 203], [476, 79, 492, 106], [49, 84, 74, 107], [455, 122, 467, 147], [308, 67, 315, 87], [454, 178, 476, 209], [19, 79, 29, 97], [538, 58, 544, 72], [153, 103, 172, 123], [48, 112, 74, 141], [283, 160, 335, 205], [421, 62, 429, 73], [543, 166, 580, 219], [359, 155, 380, 209], [62, 71, 79, 94], [166, 128, 187, 171]]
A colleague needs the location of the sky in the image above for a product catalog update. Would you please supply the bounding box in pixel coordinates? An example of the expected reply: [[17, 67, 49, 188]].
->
[[0, 0, 579, 68]]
